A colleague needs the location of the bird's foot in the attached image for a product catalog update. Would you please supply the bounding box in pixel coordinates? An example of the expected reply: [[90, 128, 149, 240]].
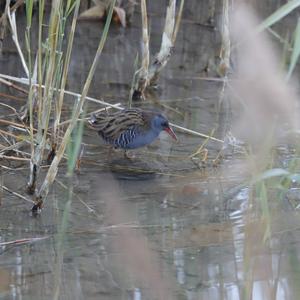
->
[[124, 150, 136, 160]]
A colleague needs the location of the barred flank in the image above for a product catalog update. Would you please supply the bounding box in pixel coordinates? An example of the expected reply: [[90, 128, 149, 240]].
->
[[88, 109, 151, 147]]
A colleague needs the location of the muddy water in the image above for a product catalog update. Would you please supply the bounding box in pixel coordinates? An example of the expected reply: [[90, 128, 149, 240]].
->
[[1, 1, 300, 300]]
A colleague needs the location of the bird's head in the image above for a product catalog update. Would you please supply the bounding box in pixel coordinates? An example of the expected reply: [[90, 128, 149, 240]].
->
[[152, 114, 177, 141]]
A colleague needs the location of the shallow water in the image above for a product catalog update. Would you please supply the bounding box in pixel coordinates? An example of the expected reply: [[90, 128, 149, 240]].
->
[[1, 1, 300, 300]]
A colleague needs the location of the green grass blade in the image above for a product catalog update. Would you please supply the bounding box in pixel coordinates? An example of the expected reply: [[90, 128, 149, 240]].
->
[[67, 109, 85, 176], [257, 0, 300, 32], [66, 0, 77, 17], [286, 17, 300, 80], [25, 0, 34, 27]]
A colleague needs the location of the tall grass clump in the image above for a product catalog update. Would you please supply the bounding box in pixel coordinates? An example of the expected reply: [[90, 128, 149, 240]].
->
[[3, 0, 116, 211], [34, 0, 116, 209]]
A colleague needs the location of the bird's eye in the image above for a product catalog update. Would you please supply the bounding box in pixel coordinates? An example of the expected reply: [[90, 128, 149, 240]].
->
[[161, 121, 168, 128]]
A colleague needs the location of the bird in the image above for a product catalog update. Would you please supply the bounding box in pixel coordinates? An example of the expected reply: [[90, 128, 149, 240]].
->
[[88, 108, 177, 156]]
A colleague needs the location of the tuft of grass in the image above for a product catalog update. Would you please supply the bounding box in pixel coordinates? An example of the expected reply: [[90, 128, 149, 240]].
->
[[66, 107, 86, 176], [2, 0, 115, 209], [35, 0, 116, 207]]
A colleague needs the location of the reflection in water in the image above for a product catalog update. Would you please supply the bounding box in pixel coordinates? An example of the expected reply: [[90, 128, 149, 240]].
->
[[174, 248, 185, 285], [133, 287, 141, 300]]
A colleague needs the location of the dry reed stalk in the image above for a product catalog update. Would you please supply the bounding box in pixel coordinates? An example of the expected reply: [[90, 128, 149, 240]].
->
[[2, 184, 34, 203], [0, 77, 28, 94], [0, 128, 25, 140], [132, 0, 185, 100], [0, 0, 24, 55], [0, 236, 50, 246], [0, 119, 31, 130], [27, 0, 62, 194], [0, 154, 30, 161], [147, 0, 176, 84], [219, 0, 230, 76], [5, 0, 29, 77], [131, 0, 149, 100], [52, 0, 81, 157]]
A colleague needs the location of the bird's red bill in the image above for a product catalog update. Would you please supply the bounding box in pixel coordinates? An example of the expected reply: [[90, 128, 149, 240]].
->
[[164, 127, 178, 141]]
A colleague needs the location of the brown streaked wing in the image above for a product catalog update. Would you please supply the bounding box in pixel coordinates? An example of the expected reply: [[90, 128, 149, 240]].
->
[[91, 109, 148, 141]]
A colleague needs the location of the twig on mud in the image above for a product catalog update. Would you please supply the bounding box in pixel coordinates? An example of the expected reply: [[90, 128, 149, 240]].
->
[[2, 184, 34, 203], [0, 77, 28, 94], [189, 129, 216, 158], [0, 102, 18, 116], [0, 154, 30, 161], [0, 118, 30, 129], [0, 236, 50, 247], [0, 131, 11, 147], [0, 128, 27, 140], [0, 140, 30, 154], [0, 92, 25, 102]]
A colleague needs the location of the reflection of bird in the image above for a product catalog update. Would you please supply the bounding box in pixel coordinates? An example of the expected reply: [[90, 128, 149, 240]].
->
[[88, 108, 177, 152]]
